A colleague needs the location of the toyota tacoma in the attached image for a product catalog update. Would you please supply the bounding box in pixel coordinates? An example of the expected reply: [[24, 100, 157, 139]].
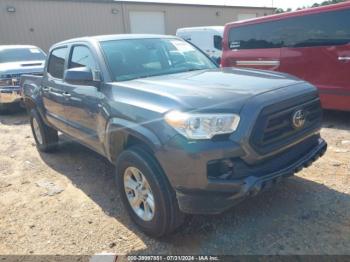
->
[[21, 35, 327, 237]]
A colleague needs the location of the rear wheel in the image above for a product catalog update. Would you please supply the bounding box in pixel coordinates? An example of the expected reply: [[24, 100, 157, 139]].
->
[[0, 103, 21, 114], [30, 109, 58, 152], [0, 103, 8, 113], [116, 146, 184, 237]]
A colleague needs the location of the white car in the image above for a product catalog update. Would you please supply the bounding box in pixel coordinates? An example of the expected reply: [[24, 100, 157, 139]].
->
[[176, 26, 223, 63]]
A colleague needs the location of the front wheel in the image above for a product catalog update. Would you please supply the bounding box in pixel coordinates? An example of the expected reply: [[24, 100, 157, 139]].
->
[[30, 109, 58, 152], [116, 146, 184, 237]]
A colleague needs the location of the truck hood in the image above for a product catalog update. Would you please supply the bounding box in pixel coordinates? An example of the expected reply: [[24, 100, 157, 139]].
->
[[0, 60, 45, 75], [112, 68, 305, 113]]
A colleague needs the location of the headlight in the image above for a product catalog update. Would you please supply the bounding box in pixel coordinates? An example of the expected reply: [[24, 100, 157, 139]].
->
[[164, 110, 240, 140]]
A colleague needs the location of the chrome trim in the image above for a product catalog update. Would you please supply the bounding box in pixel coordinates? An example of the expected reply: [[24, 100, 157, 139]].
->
[[338, 56, 350, 61], [236, 60, 280, 66]]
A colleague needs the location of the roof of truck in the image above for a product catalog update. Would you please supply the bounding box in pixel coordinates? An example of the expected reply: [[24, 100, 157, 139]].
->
[[54, 34, 178, 47], [176, 26, 224, 32]]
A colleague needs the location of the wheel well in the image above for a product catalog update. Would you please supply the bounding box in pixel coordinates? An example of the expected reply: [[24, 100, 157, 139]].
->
[[23, 98, 36, 109], [108, 131, 155, 164], [125, 135, 154, 155]]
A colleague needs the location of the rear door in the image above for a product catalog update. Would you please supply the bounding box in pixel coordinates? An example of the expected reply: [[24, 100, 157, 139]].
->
[[222, 22, 281, 71], [63, 44, 105, 153], [42, 46, 70, 133], [279, 8, 350, 111]]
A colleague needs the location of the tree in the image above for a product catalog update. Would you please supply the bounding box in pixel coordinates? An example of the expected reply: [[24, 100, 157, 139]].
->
[[274, 8, 285, 13], [297, 0, 345, 10], [274, 7, 293, 14], [277, 0, 345, 13]]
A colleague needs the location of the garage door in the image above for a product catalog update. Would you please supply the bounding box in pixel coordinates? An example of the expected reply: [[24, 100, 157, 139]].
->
[[237, 13, 257, 21], [129, 11, 165, 34]]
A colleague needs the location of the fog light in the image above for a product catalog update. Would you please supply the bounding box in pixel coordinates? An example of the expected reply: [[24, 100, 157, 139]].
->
[[207, 159, 234, 180]]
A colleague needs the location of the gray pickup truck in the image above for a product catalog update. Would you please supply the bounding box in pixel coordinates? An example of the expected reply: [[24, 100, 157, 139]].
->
[[21, 35, 327, 237], [0, 45, 46, 112]]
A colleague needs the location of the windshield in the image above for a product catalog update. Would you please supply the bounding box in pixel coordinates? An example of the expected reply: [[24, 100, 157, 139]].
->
[[100, 38, 217, 82], [0, 47, 46, 63]]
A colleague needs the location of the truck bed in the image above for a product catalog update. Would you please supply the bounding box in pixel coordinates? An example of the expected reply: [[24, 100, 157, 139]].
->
[[20, 74, 43, 102]]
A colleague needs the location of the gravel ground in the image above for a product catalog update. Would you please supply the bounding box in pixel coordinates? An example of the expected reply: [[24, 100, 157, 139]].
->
[[0, 109, 349, 255]]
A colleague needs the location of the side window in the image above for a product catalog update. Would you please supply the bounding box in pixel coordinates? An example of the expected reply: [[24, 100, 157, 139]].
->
[[228, 22, 283, 50], [47, 47, 67, 79], [69, 45, 97, 70], [281, 9, 350, 48], [213, 35, 223, 50], [229, 9, 350, 50]]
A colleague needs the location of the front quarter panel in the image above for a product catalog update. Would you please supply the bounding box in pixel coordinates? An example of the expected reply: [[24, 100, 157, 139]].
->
[[102, 83, 180, 163]]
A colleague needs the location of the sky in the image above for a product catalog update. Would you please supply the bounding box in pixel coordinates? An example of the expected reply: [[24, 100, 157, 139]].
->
[[262, 0, 327, 10], [121, 0, 329, 10]]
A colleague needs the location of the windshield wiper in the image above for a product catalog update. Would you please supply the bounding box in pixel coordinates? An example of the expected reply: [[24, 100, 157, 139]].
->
[[183, 68, 205, 72], [118, 68, 207, 82]]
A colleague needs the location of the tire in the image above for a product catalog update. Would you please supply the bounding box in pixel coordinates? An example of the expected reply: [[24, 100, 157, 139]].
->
[[116, 146, 185, 237], [29, 109, 58, 152], [0, 103, 7, 113], [0, 103, 16, 114]]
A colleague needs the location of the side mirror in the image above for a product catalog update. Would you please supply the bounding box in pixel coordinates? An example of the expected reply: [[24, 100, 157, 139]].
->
[[64, 67, 100, 86]]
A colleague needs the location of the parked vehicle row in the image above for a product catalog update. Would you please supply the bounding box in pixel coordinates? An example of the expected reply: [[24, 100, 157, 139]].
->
[[0, 45, 46, 112], [2, 2, 350, 113], [4, 0, 349, 238], [21, 35, 326, 237]]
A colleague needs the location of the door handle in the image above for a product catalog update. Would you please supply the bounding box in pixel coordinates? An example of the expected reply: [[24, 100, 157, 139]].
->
[[42, 86, 50, 92], [338, 56, 350, 61], [62, 92, 71, 98]]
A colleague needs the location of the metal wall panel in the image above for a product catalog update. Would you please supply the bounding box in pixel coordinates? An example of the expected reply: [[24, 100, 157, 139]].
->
[[0, 0, 274, 51]]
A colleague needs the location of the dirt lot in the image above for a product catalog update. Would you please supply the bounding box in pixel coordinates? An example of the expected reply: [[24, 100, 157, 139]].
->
[[0, 109, 349, 255]]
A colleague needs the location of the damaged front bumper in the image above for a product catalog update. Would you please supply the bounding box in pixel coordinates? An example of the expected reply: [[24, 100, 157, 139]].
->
[[175, 138, 327, 214]]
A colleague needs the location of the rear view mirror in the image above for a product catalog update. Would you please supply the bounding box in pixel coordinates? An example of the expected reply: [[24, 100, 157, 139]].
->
[[64, 67, 100, 86]]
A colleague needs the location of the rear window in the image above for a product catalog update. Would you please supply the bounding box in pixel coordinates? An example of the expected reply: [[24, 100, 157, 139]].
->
[[0, 47, 46, 63], [229, 8, 350, 50]]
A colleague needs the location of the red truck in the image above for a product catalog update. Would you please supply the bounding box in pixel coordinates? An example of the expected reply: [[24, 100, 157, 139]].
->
[[222, 2, 350, 111]]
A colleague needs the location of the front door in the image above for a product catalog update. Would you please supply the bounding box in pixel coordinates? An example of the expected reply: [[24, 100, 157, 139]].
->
[[63, 44, 106, 154]]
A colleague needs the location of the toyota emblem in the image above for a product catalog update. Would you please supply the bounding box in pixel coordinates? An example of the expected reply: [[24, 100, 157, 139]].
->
[[292, 110, 306, 129]]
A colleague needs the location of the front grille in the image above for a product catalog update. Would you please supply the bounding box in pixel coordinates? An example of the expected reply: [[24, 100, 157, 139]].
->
[[250, 96, 322, 154], [1, 72, 43, 87], [2, 72, 43, 79]]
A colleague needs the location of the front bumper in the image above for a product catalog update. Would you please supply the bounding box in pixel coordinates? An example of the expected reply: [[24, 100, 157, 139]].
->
[[0, 86, 22, 104], [157, 136, 327, 214]]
